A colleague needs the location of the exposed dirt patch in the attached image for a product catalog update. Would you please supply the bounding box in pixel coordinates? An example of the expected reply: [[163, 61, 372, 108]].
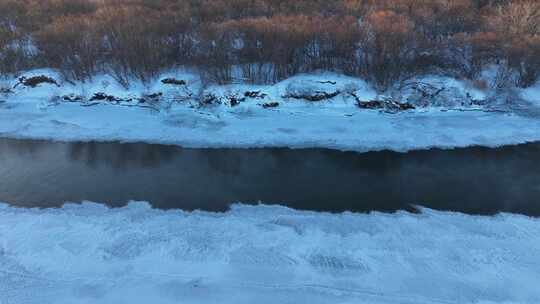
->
[[15, 76, 59, 88], [350, 93, 415, 112], [161, 78, 187, 86], [262, 102, 279, 108], [285, 90, 340, 102], [244, 91, 268, 99], [61, 94, 84, 102], [89, 93, 124, 103]]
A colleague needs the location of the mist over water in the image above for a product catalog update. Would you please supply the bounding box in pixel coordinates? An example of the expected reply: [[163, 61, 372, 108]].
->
[[1, 138, 539, 216]]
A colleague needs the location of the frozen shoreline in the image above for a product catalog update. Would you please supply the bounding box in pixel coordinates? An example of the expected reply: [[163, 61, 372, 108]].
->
[[1, 101, 540, 152], [1, 202, 539, 304], [2, 70, 540, 152]]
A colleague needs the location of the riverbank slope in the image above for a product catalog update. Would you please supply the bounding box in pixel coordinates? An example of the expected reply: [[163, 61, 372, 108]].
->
[[2, 70, 540, 152]]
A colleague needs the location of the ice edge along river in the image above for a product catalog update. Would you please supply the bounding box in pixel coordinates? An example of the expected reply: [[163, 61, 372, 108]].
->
[[3, 101, 540, 153], [2, 70, 540, 153], [1, 202, 540, 304]]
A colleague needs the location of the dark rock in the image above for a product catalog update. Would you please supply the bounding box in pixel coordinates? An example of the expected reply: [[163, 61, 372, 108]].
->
[[200, 92, 246, 107], [244, 91, 267, 99], [90, 92, 110, 101], [228, 95, 245, 107], [354, 95, 415, 112], [398, 102, 416, 110], [1, 87, 13, 94], [139, 92, 163, 104], [356, 100, 384, 109], [61, 94, 83, 102], [146, 92, 163, 99], [161, 78, 186, 86], [262, 102, 279, 108], [200, 93, 219, 106], [286, 90, 340, 102], [16, 75, 59, 88], [89, 92, 123, 103], [361, 99, 415, 111]]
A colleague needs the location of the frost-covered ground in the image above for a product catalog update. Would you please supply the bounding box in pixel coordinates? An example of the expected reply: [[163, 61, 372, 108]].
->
[[0, 202, 539, 304], [1, 70, 540, 151]]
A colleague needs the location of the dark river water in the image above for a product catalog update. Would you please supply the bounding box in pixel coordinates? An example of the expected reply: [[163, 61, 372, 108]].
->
[[0, 138, 539, 216]]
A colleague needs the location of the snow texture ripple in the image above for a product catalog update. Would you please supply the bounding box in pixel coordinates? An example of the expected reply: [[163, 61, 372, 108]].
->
[[0, 202, 539, 304]]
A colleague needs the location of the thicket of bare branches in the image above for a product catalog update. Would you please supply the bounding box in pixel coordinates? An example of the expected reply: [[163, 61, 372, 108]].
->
[[1, 0, 540, 88]]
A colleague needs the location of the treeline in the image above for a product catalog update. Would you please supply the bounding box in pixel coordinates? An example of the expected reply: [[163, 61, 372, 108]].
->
[[1, 0, 540, 88]]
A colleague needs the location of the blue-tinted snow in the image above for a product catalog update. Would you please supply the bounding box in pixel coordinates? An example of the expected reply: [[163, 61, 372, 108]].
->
[[1, 70, 540, 152], [0, 202, 539, 303]]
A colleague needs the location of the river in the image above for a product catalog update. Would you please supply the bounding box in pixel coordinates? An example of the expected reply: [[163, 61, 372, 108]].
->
[[1, 138, 539, 215]]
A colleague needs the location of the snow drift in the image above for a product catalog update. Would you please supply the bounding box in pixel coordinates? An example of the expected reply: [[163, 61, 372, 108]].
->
[[1, 70, 540, 152], [0, 202, 539, 304]]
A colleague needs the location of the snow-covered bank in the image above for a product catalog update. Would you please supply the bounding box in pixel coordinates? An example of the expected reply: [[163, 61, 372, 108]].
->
[[1, 202, 539, 304], [1, 70, 540, 151], [2, 102, 540, 152]]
